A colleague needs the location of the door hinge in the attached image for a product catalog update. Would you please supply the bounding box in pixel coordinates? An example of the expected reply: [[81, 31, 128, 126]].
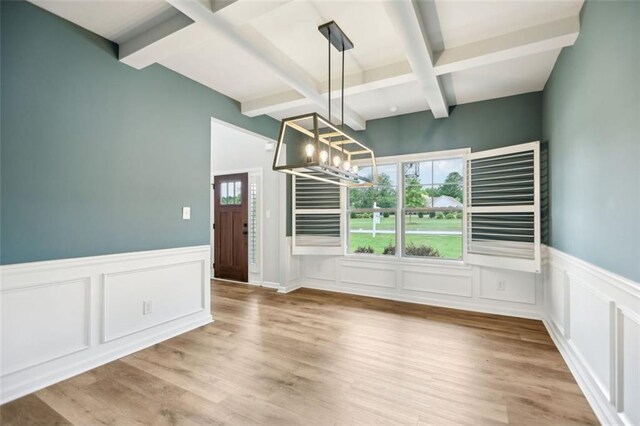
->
[[211, 183, 215, 190], [212, 263, 215, 269], [212, 223, 215, 230]]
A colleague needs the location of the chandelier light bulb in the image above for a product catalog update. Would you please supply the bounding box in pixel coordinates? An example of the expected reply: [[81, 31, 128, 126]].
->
[[333, 156, 342, 167], [304, 143, 315, 157], [343, 161, 351, 171], [319, 150, 329, 163]]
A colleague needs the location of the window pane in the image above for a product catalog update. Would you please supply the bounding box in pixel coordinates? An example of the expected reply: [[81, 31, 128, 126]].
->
[[349, 186, 397, 209], [220, 182, 228, 205], [402, 157, 464, 260], [348, 212, 396, 255], [404, 159, 464, 207], [403, 210, 463, 259], [349, 163, 397, 209], [357, 163, 397, 185], [234, 181, 242, 204], [403, 161, 432, 185], [433, 158, 464, 184]]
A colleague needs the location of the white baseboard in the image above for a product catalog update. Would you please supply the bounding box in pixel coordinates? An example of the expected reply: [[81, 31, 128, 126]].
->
[[259, 280, 281, 289], [213, 278, 281, 290], [543, 245, 639, 426], [277, 281, 302, 294], [0, 245, 212, 404]]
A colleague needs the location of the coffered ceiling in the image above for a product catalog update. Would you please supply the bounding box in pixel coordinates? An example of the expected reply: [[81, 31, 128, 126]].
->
[[30, 0, 584, 130]]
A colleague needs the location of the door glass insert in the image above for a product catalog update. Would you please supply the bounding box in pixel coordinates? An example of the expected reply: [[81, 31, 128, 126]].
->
[[220, 180, 242, 205], [221, 182, 229, 205]]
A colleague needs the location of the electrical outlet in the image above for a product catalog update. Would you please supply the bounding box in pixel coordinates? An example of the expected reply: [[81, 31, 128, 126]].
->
[[143, 300, 153, 315], [497, 280, 506, 291]]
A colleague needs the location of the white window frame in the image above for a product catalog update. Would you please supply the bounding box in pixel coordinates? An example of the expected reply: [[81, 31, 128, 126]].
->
[[345, 148, 470, 264]]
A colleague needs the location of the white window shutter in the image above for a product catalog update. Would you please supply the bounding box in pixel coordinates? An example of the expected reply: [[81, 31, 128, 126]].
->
[[292, 173, 343, 255], [464, 141, 541, 273]]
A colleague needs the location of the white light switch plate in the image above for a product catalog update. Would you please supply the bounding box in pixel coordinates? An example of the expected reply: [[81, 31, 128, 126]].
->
[[182, 207, 191, 220]]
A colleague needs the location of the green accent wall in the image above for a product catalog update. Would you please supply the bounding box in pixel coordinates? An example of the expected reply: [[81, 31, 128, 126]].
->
[[0, 1, 279, 264], [358, 92, 542, 157], [543, 0, 640, 282]]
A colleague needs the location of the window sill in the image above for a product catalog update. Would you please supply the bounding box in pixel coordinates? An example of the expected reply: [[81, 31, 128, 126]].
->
[[341, 253, 471, 270]]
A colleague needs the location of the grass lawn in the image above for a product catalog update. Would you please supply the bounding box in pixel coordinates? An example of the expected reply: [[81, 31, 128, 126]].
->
[[349, 233, 462, 259], [349, 216, 462, 232]]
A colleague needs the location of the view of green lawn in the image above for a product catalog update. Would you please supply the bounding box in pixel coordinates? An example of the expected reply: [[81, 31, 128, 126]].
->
[[349, 216, 462, 231], [348, 215, 463, 259], [348, 233, 462, 259]]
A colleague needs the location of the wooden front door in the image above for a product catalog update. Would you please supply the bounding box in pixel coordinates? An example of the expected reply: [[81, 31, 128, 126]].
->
[[214, 173, 248, 282]]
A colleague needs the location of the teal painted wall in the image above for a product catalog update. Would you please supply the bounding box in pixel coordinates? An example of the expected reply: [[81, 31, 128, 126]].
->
[[543, 0, 640, 282], [358, 92, 542, 157], [0, 1, 279, 264]]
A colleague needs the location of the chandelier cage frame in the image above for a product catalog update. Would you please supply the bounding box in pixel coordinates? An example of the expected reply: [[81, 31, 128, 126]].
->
[[271, 21, 379, 188]]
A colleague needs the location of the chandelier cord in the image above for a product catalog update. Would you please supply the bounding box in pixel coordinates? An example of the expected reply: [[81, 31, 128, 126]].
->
[[328, 28, 331, 125], [341, 47, 345, 161]]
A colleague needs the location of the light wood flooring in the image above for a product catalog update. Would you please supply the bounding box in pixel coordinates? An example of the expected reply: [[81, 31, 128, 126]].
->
[[1, 280, 597, 425]]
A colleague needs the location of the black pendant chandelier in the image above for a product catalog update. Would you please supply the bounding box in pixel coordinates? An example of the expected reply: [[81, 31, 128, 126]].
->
[[272, 21, 378, 187]]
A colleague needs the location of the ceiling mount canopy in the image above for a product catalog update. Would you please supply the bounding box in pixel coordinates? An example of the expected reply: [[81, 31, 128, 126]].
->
[[272, 21, 378, 187]]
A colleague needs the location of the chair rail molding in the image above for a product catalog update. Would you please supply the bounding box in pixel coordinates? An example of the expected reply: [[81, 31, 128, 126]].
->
[[0, 245, 213, 404]]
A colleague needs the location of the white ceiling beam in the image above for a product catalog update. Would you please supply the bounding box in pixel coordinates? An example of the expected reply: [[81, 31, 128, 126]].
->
[[167, 0, 367, 130], [384, 0, 449, 118], [119, 0, 291, 70], [434, 16, 580, 75], [119, 12, 205, 70], [242, 60, 415, 118]]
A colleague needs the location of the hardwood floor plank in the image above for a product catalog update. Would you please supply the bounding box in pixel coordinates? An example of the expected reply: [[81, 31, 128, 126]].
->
[[1, 280, 598, 425], [0, 394, 72, 426]]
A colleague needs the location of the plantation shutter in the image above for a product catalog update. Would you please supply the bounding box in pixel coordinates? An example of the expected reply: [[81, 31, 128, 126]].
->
[[292, 173, 343, 255], [464, 141, 541, 273]]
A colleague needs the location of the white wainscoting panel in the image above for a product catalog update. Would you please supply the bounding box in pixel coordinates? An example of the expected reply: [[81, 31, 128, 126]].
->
[[0, 246, 212, 404], [341, 262, 397, 289], [568, 277, 612, 399], [305, 256, 336, 282], [300, 256, 543, 319], [543, 246, 640, 426], [545, 262, 567, 335], [620, 308, 640, 426], [402, 268, 472, 297], [1, 278, 91, 376], [104, 260, 206, 342], [479, 267, 536, 304]]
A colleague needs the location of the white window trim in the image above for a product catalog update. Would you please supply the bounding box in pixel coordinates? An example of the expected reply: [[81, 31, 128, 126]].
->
[[344, 148, 470, 264]]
